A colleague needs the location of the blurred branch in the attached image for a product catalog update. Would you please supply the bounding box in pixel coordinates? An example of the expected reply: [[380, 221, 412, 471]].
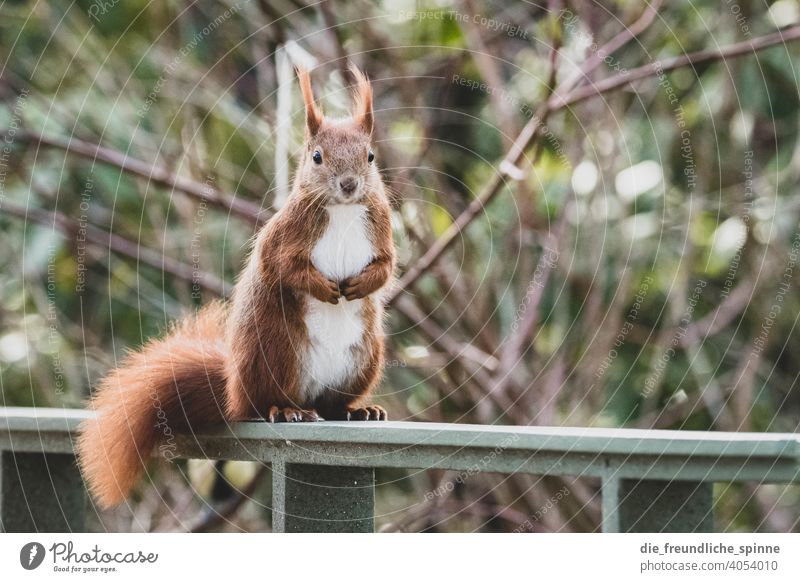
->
[[318, 0, 348, 76], [559, 0, 663, 91], [1, 130, 264, 225], [482, 0, 570, 400], [394, 296, 526, 423], [457, 0, 519, 140], [387, 23, 800, 304], [730, 343, 762, 432], [677, 277, 756, 348], [1, 199, 227, 296], [385, 100, 547, 305], [634, 390, 703, 429], [380, 495, 535, 533], [553, 24, 800, 109], [395, 295, 499, 372], [489, 205, 569, 396], [188, 466, 268, 533]]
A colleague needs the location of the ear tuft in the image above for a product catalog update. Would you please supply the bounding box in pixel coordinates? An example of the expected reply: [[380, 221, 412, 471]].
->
[[349, 64, 373, 135], [297, 67, 324, 137]]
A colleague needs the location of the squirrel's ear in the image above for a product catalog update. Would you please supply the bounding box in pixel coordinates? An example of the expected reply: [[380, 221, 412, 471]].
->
[[297, 67, 323, 137], [349, 64, 373, 136]]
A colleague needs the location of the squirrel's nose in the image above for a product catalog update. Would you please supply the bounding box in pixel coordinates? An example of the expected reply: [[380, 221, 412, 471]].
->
[[339, 176, 358, 195]]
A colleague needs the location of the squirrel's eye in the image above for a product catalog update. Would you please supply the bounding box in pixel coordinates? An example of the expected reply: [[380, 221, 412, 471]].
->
[[368, 150, 375, 163], [312, 150, 323, 165]]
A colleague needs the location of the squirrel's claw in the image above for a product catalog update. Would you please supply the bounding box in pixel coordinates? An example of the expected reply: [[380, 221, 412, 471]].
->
[[345, 405, 387, 421], [266, 405, 322, 423]]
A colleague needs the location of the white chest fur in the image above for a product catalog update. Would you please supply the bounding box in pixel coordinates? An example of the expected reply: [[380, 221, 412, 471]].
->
[[311, 204, 374, 281], [302, 204, 375, 400]]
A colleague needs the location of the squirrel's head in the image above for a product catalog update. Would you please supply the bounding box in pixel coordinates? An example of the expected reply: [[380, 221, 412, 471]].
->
[[295, 65, 380, 205]]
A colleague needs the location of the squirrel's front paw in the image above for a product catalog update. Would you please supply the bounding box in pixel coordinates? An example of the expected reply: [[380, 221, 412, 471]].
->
[[312, 277, 341, 304], [340, 274, 372, 301]]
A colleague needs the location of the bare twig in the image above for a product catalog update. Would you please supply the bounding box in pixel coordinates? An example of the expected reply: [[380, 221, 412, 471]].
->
[[457, 0, 518, 140], [677, 278, 756, 348], [395, 295, 499, 372], [387, 24, 800, 304], [385, 99, 548, 305], [552, 24, 800, 110], [2, 130, 264, 225], [394, 296, 525, 422], [489, 205, 569, 396], [559, 0, 663, 91], [634, 389, 703, 430], [1, 199, 227, 296], [188, 466, 269, 533], [318, 0, 349, 76]]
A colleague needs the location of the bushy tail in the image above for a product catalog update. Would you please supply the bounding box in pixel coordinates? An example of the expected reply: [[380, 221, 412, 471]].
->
[[77, 302, 229, 509]]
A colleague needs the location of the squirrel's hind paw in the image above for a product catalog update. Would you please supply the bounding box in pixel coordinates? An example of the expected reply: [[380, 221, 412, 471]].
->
[[331, 405, 387, 421], [266, 406, 322, 423]]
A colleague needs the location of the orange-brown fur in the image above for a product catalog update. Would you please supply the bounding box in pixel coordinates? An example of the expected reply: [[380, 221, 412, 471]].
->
[[77, 302, 229, 508], [77, 66, 395, 508]]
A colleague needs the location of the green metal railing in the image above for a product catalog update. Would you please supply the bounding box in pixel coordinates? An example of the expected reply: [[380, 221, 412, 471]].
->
[[1, 407, 798, 532]]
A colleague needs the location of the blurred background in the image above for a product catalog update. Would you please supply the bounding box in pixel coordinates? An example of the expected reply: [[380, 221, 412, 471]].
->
[[1, 0, 799, 532]]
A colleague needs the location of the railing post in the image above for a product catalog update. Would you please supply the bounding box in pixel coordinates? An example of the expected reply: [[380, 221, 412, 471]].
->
[[602, 476, 713, 532], [0, 451, 86, 532], [601, 475, 622, 533], [271, 461, 375, 532]]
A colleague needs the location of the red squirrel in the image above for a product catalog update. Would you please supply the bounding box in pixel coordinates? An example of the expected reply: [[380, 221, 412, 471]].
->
[[77, 66, 396, 509]]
